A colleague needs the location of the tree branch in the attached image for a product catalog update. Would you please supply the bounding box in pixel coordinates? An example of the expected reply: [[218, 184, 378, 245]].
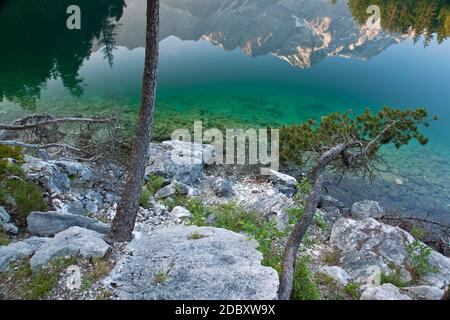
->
[[0, 116, 116, 131], [0, 140, 87, 154]]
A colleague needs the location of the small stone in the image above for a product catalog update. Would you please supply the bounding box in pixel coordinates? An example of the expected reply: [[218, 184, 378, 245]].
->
[[170, 206, 191, 219], [155, 184, 176, 199], [85, 202, 98, 214], [212, 178, 235, 197], [268, 169, 297, 188], [172, 181, 190, 195], [0, 206, 10, 223], [2, 223, 18, 235], [317, 266, 352, 285]]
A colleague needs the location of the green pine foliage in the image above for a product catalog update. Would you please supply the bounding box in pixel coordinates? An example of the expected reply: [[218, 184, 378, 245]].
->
[[279, 107, 434, 169], [0, 146, 47, 225]]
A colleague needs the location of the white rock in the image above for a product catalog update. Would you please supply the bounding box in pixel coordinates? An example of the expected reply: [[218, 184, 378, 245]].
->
[[170, 206, 191, 219], [361, 284, 412, 300], [331, 217, 450, 289], [0, 237, 49, 272], [30, 226, 110, 271], [105, 226, 279, 300], [402, 286, 444, 300]]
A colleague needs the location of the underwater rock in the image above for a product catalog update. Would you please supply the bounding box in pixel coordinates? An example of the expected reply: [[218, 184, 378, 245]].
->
[[350, 200, 385, 220]]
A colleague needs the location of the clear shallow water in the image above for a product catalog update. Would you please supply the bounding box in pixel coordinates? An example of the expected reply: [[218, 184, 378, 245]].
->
[[1, 0, 450, 222]]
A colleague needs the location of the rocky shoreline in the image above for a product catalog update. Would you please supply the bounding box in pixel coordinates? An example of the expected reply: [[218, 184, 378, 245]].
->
[[1, 141, 449, 300]]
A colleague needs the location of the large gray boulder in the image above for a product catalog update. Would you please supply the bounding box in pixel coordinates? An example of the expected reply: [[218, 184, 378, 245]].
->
[[361, 284, 412, 300], [331, 217, 450, 289], [402, 286, 444, 300], [351, 200, 385, 220], [146, 141, 215, 185], [27, 211, 109, 236], [0, 237, 48, 272], [30, 227, 110, 271], [105, 226, 279, 300]]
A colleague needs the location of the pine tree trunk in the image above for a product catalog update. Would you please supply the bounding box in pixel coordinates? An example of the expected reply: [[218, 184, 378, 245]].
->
[[278, 143, 348, 300], [107, 0, 160, 243]]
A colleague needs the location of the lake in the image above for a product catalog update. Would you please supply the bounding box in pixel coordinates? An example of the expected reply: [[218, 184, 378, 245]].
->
[[1, 0, 450, 223]]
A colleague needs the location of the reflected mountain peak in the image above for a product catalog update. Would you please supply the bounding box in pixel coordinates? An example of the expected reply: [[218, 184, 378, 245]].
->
[[113, 0, 410, 69]]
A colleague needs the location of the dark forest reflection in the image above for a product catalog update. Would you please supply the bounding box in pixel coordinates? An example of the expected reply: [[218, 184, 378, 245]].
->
[[0, 0, 125, 109], [349, 0, 450, 45]]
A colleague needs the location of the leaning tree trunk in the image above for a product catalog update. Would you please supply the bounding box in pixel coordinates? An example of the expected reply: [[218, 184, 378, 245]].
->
[[278, 143, 348, 300], [108, 0, 160, 242]]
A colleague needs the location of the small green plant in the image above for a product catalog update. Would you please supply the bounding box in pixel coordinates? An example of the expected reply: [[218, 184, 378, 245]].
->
[[0, 225, 11, 246], [0, 146, 47, 224], [287, 207, 303, 225], [381, 271, 410, 288], [186, 198, 213, 226], [139, 185, 152, 209], [344, 282, 361, 300], [323, 246, 342, 266], [293, 177, 312, 206], [1, 256, 78, 300], [188, 231, 208, 240], [406, 238, 437, 281], [314, 211, 329, 232], [404, 225, 437, 282], [153, 259, 176, 284], [146, 173, 166, 195], [411, 225, 425, 240], [83, 257, 113, 289], [291, 256, 320, 300], [140, 174, 167, 209]]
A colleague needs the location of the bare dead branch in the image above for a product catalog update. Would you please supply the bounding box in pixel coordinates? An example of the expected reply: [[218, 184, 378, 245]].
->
[[0, 140, 88, 154], [0, 116, 116, 131]]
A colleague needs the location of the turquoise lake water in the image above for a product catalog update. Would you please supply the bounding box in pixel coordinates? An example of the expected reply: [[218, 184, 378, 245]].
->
[[0, 0, 449, 222]]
